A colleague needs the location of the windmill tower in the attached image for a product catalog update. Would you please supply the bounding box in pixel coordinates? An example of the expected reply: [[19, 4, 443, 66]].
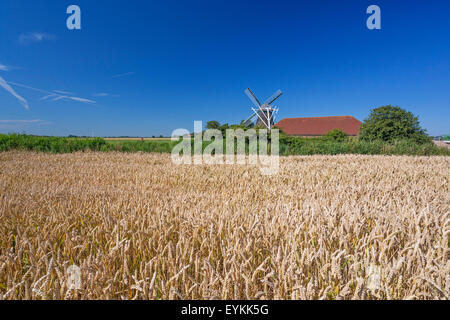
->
[[243, 88, 282, 130]]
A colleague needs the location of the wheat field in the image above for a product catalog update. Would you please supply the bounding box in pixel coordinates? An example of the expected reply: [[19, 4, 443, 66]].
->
[[0, 151, 448, 300]]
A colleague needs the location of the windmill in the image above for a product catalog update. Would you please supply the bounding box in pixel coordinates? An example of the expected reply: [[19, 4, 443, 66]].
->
[[243, 88, 282, 130]]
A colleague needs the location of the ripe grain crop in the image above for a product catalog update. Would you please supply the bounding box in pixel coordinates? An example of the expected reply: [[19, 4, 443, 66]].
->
[[0, 151, 449, 300]]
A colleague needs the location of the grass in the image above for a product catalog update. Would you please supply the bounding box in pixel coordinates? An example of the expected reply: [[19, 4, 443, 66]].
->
[[0, 152, 448, 299], [0, 134, 106, 153], [279, 136, 450, 156], [104, 138, 172, 142], [103, 140, 179, 153], [1, 134, 449, 156]]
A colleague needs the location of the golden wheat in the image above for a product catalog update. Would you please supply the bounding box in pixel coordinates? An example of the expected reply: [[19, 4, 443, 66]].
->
[[0, 151, 448, 300]]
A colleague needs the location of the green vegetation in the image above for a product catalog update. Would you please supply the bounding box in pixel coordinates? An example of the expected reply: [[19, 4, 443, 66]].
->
[[205, 121, 248, 135], [324, 128, 348, 142], [1, 133, 449, 156], [205, 120, 220, 130], [0, 134, 180, 153], [1, 105, 447, 156], [0, 134, 107, 153], [279, 136, 449, 156], [359, 105, 430, 143], [103, 139, 179, 153]]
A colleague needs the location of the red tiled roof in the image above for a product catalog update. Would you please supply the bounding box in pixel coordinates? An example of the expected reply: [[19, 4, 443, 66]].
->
[[275, 116, 362, 136]]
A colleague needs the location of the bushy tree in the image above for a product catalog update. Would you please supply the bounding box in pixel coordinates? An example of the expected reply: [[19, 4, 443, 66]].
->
[[272, 126, 286, 136], [218, 123, 229, 135], [206, 121, 220, 130], [324, 128, 348, 142], [240, 120, 255, 128], [359, 105, 429, 143]]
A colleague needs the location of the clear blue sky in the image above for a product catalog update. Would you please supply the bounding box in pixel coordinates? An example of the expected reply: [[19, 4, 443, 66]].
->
[[0, 0, 449, 136]]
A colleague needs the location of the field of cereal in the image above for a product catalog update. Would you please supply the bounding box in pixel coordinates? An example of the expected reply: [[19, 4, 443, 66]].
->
[[0, 152, 448, 299]]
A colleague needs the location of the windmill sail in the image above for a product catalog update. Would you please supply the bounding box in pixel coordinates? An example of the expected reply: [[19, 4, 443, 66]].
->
[[245, 88, 262, 107], [264, 89, 282, 106], [244, 88, 282, 130], [243, 113, 257, 126]]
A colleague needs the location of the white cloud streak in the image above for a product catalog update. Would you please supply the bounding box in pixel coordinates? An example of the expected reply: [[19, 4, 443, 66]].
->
[[0, 64, 12, 71], [112, 72, 135, 78], [0, 76, 29, 109], [6, 81, 96, 106], [53, 90, 73, 95], [0, 119, 50, 130], [7, 81, 49, 94], [40, 94, 55, 101], [65, 96, 96, 103], [19, 33, 57, 45], [93, 93, 120, 98], [0, 119, 44, 124]]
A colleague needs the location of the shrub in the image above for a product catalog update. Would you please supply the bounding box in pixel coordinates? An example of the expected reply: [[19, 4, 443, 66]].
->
[[0, 134, 107, 153], [1, 134, 449, 156], [206, 120, 220, 130], [324, 129, 348, 142], [359, 105, 430, 143]]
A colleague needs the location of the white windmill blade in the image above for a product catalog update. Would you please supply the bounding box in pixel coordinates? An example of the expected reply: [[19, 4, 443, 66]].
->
[[264, 89, 283, 106], [268, 108, 279, 130], [245, 88, 271, 119], [266, 110, 273, 129], [252, 108, 271, 129], [252, 108, 266, 126], [243, 113, 257, 125], [245, 88, 262, 107]]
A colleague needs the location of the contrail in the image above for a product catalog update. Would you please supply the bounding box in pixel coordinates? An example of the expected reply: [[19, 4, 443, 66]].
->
[[6, 81, 96, 105], [0, 76, 29, 109], [112, 72, 135, 78]]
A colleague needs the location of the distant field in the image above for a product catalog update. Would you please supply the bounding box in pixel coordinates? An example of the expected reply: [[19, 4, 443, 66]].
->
[[433, 141, 450, 149], [105, 137, 172, 141], [1, 134, 450, 156], [1, 152, 448, 299]]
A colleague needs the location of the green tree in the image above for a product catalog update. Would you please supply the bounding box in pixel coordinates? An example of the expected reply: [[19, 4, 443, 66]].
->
[[359, 105, 429, 143], [324, 128, 348, 142], [218, 123, 229, 135], [240, 119, 255, 128], [206, 121, 220, 130]]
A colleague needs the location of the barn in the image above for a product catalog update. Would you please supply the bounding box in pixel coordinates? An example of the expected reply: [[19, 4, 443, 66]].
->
[[274, 116, 362, 136]]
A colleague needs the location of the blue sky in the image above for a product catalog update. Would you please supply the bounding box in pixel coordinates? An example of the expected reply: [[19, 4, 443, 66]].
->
[[0, 0, 449, 136]]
